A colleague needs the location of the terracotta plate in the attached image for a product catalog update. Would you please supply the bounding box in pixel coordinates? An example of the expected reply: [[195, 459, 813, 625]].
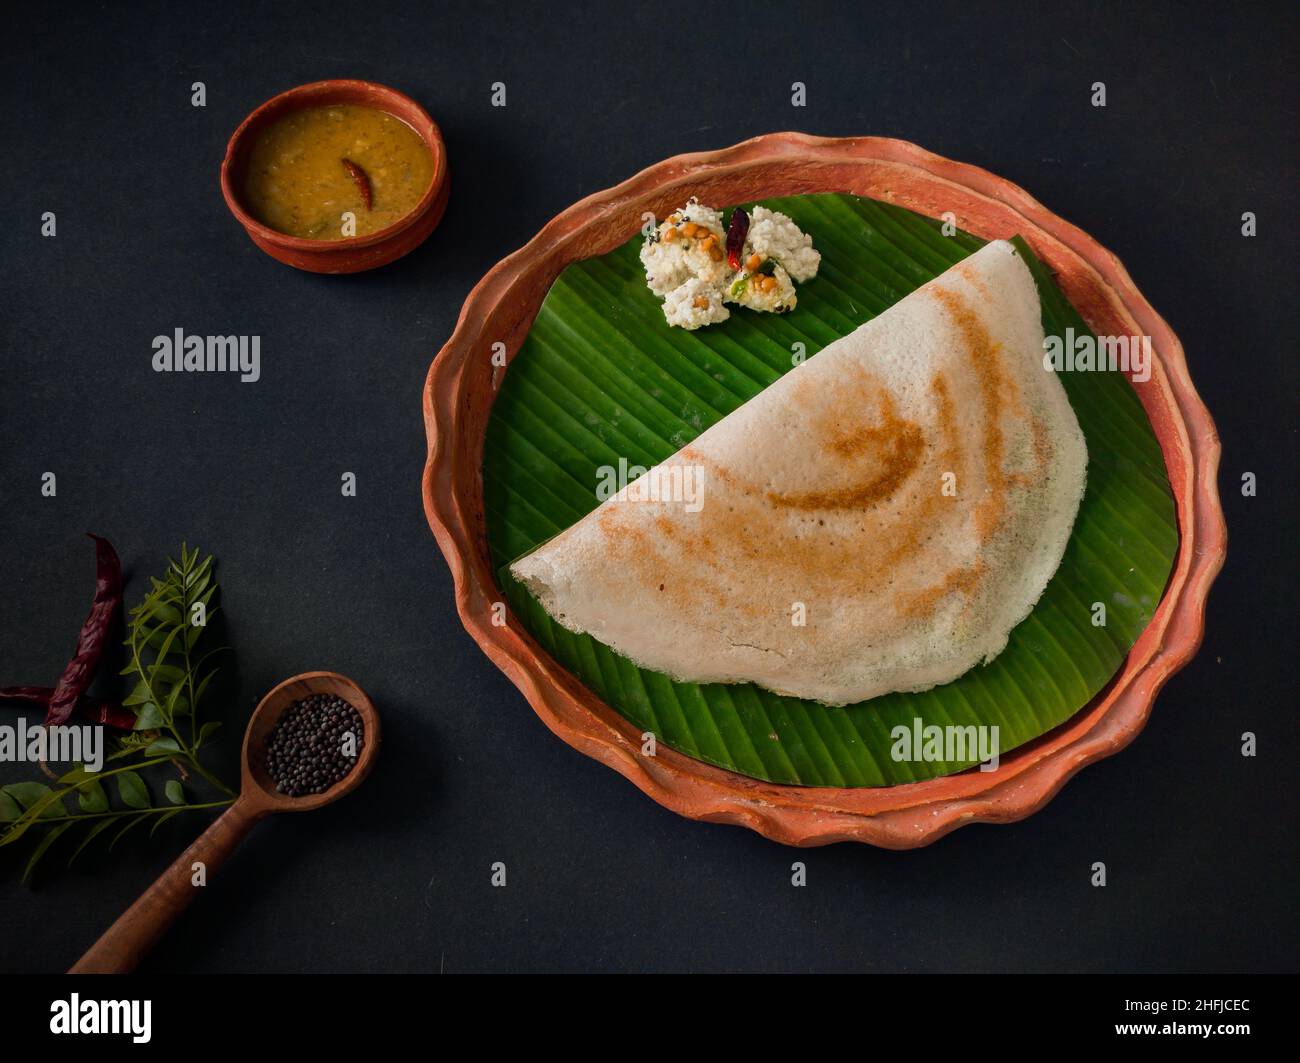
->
[[421, 134, 1226, 847]]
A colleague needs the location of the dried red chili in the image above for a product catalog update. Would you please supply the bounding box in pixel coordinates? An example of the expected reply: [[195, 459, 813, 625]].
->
[[725, 207, 750, 271], [45, 534, 122, 727], [341, 157, 373, 210], [0, 686, 134, 730]]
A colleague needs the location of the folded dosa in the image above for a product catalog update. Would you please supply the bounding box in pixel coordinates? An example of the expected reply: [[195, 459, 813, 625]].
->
[[510, 240, 1087, 705]]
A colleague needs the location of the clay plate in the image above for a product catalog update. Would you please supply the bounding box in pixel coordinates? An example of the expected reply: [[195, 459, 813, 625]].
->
[[421, 134, 1226, 847]]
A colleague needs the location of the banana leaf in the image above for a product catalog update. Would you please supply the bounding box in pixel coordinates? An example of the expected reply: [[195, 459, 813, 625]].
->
[[483, 193, 1176, 786]]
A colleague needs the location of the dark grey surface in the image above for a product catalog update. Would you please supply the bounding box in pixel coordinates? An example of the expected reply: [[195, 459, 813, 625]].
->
[[0, 0, 1295, 973]]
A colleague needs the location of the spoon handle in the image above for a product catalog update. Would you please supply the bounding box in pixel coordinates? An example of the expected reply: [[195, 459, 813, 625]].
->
[[69, 797, 265, 974]]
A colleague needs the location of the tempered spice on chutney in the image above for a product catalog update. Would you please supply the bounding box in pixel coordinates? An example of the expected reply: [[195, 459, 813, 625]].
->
[[242, 104, 434, 239]]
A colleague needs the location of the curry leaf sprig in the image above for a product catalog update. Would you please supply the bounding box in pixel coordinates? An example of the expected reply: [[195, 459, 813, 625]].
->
[[121, 544, 231, 790], [0, 545, 236, 881]]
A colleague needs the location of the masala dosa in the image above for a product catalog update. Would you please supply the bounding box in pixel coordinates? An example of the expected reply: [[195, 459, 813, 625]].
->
[[510, 240, 1088, 706]]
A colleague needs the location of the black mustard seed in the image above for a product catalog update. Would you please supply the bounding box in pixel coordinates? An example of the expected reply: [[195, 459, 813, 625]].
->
[[264, 693, 365, 797]]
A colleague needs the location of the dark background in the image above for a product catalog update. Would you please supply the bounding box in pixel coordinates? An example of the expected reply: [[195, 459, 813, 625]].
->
[[1, 0, 1294, 973]]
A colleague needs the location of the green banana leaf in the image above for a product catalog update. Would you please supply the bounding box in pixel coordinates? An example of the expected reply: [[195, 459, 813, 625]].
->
[[483, 193, 1176, 786]]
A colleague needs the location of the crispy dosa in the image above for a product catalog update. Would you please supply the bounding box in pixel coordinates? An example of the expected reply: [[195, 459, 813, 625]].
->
[[510, 240, 1088, 705]]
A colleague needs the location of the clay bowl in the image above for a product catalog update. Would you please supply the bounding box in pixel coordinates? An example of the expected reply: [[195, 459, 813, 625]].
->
[[220, 79, 449, 274], [421, 133, 1226, 848]]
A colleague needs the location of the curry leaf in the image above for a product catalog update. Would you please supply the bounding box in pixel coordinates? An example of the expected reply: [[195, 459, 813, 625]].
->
[[3, 782, 53, 809], [67, 815, 123, 867], [108, 815, 148, 852], [22, 822, 74, 883], [0, 791, 21, 823], [77, 778, 109, 814], [151, 808, 184, 835], [133, 703, 164, 730], [115, 771, 150, 809], [2, 782, 66, 819]]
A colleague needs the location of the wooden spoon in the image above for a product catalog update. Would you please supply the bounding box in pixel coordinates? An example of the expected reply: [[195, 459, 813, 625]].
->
[[69, 670, 380, 974]]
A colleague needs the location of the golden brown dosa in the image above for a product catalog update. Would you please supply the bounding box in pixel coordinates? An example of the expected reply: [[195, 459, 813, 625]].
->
[[511, 240, 1087, 705]]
